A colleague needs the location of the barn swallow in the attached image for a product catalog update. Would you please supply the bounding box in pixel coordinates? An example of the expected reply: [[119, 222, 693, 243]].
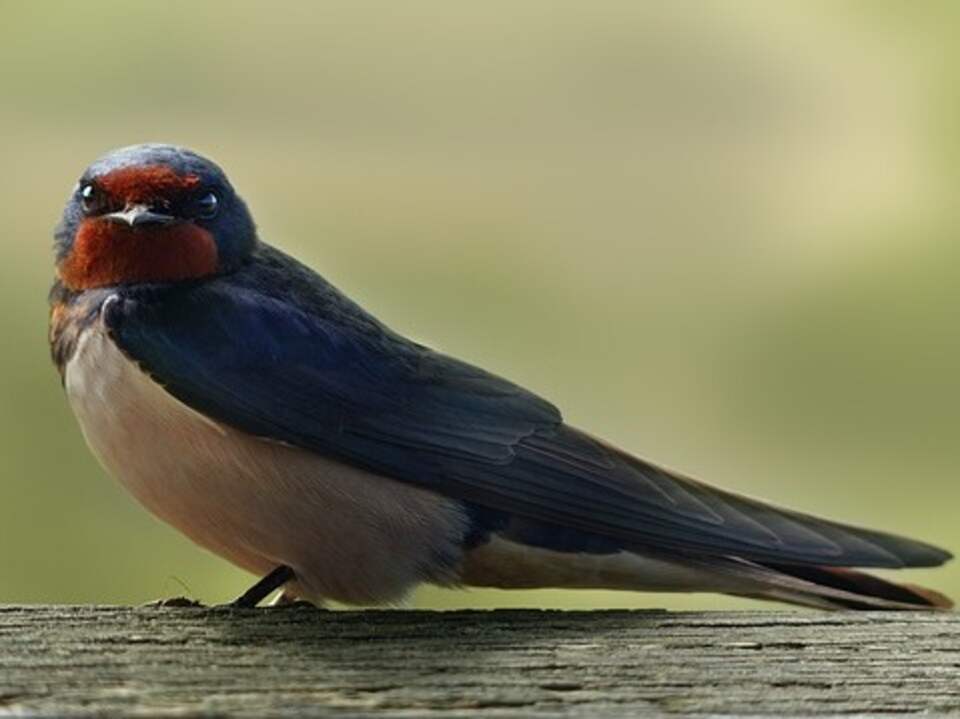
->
[[49, 144, 952, 610]]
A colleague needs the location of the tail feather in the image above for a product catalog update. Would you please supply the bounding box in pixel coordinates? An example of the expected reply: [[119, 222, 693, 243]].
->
[[461, 532, 953, 610], [731, 560, 953, 610]]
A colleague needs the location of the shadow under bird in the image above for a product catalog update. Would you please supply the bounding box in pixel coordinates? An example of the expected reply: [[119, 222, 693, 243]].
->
[[49, 144, 952, 610]]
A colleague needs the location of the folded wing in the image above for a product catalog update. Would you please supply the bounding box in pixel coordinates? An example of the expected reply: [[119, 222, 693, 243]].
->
[[104, 275, 951, 570]]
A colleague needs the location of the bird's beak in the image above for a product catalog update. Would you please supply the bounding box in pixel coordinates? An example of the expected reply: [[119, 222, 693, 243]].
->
[[104, 204, 176, 227]]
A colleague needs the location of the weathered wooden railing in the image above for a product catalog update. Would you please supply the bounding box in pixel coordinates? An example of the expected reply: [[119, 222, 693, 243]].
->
[[2, 606, 958, 716]]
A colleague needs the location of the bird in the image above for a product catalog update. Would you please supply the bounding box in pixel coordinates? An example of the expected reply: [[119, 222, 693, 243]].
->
[[49, 143, 952, 611]]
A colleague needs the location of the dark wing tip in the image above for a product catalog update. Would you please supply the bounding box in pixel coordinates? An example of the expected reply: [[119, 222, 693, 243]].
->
[[534, 427, 954, 570], [893, 540, 953, 568]]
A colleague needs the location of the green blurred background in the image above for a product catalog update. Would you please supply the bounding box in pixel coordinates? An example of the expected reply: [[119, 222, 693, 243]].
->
[[1, 1, 958, 610]]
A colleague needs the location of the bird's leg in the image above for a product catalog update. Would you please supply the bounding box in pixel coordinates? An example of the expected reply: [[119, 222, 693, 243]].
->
[[227, 565, 296, 608]]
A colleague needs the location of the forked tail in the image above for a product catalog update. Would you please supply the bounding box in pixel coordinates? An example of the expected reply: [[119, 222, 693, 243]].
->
[[730, 559, 953, 610]]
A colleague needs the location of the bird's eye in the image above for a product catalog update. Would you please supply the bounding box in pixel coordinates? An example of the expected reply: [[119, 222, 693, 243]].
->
[[196, 191, 219, 219], [79, 184, 101, 214]]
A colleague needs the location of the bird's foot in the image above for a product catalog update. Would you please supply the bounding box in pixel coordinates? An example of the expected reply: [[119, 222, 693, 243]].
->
[[141, 565, 298, 610], [268, 590, 321, 609], [141, 596, 206, 608]]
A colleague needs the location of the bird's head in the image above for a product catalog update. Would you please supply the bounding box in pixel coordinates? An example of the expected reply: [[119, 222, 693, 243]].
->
[[55, 144, 257, 290]]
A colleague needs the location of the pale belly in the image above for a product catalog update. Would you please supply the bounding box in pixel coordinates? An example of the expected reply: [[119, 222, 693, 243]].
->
[[64, 320, 470, 605]]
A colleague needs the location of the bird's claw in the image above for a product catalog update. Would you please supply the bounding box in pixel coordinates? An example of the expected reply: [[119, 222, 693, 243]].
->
[[141, 596, 206, 608]]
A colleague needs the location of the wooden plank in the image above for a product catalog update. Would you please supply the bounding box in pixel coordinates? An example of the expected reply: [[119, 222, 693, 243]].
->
[[1, 606, 958, 717]]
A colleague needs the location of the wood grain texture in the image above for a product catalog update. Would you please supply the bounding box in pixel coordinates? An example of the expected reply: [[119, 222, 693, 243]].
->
[[1, 606, 959, 717]]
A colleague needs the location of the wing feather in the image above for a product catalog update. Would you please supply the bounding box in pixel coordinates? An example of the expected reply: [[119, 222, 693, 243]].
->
[[102, 260, 951, 569]]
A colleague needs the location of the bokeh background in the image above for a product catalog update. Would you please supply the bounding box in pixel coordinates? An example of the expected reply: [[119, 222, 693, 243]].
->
[[2, 1, 958, 610]]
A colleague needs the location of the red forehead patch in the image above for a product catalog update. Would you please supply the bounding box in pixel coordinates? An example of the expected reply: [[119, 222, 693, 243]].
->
[[97, 165, 201, 203]]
